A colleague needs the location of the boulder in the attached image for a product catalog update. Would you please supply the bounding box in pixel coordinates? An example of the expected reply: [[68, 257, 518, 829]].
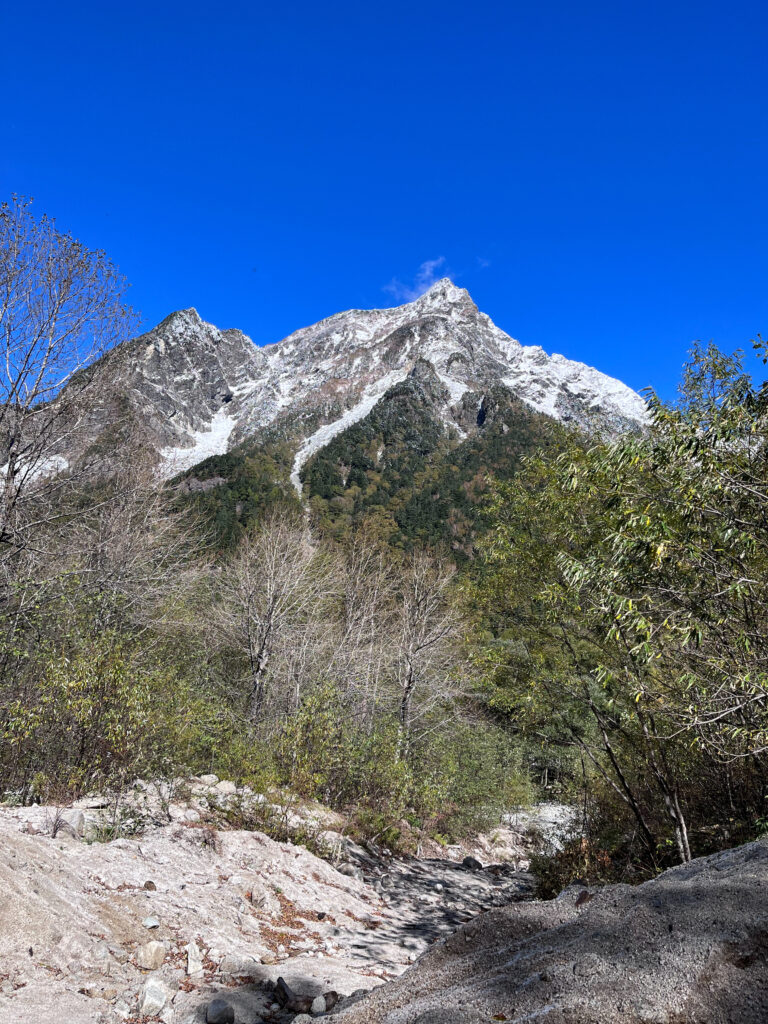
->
[[59, 809, 86, 838]]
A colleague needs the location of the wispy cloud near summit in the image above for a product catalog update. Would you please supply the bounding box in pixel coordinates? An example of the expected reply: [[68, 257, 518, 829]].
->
[[383, 258, 449, 302]]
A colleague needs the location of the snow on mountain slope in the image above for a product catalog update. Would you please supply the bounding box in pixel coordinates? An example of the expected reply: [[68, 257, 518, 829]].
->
[[159, 407, 238, 476], [59, 279, 648, 481], [289, 369, 409, 493]]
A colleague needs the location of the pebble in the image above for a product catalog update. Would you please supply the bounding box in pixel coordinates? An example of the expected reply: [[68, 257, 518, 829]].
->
[[142, 915, 161, 929], [311, 994, 326, 1014]]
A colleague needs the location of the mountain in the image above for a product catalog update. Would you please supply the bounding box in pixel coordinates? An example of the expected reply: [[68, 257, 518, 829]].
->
[[72, 279, 646, 479], [48, 279, 647, 549]]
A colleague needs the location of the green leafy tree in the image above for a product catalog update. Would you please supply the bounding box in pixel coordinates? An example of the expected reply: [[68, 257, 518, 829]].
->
[[470, 342, 768, 867]]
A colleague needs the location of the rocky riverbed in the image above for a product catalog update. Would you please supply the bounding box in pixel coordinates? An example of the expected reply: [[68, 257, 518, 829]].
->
[[0, 777, 543, 1023], [3, 778, 766, 1024]]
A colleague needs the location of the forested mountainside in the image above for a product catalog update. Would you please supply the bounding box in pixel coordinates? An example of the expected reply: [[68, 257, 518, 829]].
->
[[178, 365, 564, 553]]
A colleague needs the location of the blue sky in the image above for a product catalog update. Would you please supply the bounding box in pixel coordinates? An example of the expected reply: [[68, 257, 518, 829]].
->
[[2, 0, 766, 398]]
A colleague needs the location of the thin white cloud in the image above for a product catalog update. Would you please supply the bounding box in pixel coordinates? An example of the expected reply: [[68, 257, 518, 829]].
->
[[383, 257, 449, 302]]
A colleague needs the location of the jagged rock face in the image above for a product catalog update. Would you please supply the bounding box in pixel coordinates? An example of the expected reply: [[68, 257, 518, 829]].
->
[[64, 279, 648, 481]]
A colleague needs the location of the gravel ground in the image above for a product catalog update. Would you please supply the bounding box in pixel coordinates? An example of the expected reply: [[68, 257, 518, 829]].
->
[[0, 780, 537, 1023]]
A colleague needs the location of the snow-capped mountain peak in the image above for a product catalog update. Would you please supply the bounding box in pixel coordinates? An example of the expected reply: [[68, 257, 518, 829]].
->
[[65, 280, 648, 484], [413, 277, 472, 309]]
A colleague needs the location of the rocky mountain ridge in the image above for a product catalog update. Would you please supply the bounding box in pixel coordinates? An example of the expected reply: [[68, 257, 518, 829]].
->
[[62, 280, 648, 489]]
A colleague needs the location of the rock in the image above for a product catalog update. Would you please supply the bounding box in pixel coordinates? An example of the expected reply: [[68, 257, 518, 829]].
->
[[142, 915, 161, 929], [135, 939, 166, 970], [206, 997, 235, 1023], [185, 808, 201, 822], [92, 938, 111, 960], [311, 994, 326, 1014], [76, 796, 111, 809], [575, 889, 595, 907], [59, 808, 85, 837], [292, 1017, 313, 1024], [199, 774, 219, 786], [218, 952, 261, 978], [144, 879, 157, 890], [462, 855, 483, 870], [186, 939, 204, 975], [276, 976, 313, 1013], [337, 862, 364, 880], [140, 976, 170, 1015], [214, 780, 237, 796]]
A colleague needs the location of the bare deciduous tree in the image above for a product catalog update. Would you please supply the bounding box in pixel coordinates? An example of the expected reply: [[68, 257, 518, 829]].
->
[[209, 514, 339, 723], [391, 551, 463, 751], [0, 195, 136, 559]]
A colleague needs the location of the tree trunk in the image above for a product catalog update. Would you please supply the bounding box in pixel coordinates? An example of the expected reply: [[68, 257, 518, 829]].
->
[[399, 660, 415, 757]]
